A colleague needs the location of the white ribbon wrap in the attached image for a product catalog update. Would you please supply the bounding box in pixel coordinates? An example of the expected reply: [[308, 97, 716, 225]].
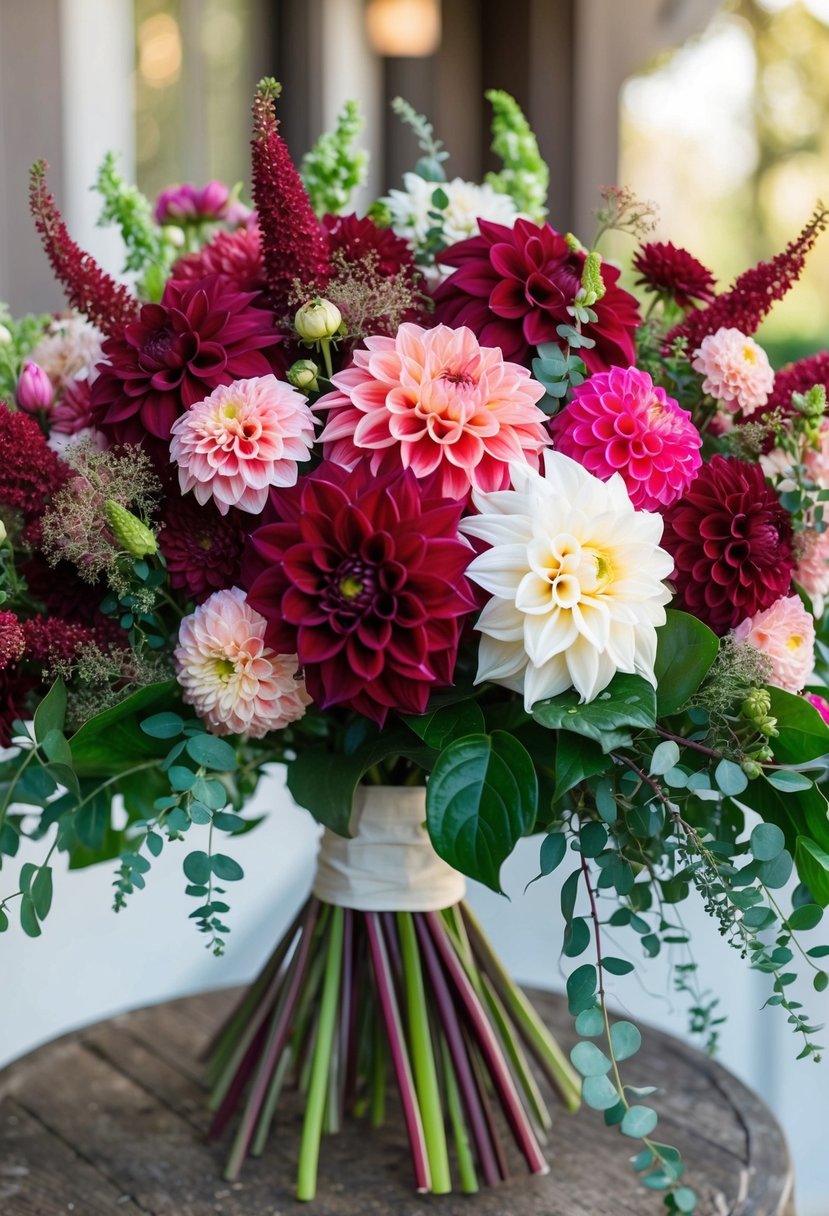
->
[[312, 785, 467, 912]]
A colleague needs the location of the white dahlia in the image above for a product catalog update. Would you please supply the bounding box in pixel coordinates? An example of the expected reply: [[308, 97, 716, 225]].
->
[[385, 172, 519, 249], [460, 452, 674, 708]]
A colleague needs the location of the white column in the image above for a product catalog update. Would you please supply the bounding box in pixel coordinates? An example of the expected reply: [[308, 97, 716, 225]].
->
[[320, 0, 384, 209]]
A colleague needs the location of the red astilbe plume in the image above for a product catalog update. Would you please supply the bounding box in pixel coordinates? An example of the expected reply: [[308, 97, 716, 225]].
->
[[29, 161, 139, 339], [251, 79, 330, 312], [667, 204, 829, 352], [767, 350, 829, 413], [0, 403, 67, 522]]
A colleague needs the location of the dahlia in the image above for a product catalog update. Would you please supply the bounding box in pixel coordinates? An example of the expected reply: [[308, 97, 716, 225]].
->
[[803, 420, 829, 488], [174, 587, 310, 738], [661, 455, 794, 635], [767, 351, 829, 414], [170, 375, 315, 515], [459, 452, 673, 707], [733, 595, 815, 695], [154, 181, 241, 225], [47, 378, 103, 454], [324, 213, 419, 282], [244, 463, 475, 724], [0, 404, 67, 521], [385, 173, 518, 248], [632, 241, 716, 309], [316, 323, 549, 500], [795, 529, 829, 615], [0, 612, 25, 672], [90, 276, 282, 450], [29, 314, 103, 392], [433, 218, 640, 372], [807, 692, 829, 725], [159, 497, 245, 603], [170, 225, 267, 295], [550, 366, 702, 510], [692, 328, 774, 417]]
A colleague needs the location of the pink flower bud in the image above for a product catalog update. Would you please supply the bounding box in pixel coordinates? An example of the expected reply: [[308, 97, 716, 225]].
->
[[155, 181, 233, 225], [195, 181, 231, 219], [17, 361, 54, 414]]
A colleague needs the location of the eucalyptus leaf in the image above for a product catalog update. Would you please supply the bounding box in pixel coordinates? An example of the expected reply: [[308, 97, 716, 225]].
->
[[570, 1040, 612, 1077], [582, 1074, 620, 1110], [567, 964, 597, 1016], [574, 1006, 604, 1037], [185, 734, 238, 772], [183, 850, 211, 885], [750, 823, 786, 863], [621, 1104, 658, 1138], [610, 1020, 641, 1061]]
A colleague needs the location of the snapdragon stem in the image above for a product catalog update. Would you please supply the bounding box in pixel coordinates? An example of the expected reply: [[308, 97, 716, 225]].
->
[[440, 1040, 479, 1194]]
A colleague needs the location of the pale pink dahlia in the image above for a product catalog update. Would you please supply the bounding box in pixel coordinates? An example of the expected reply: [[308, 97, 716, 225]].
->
[[550, 366, 702, 510], [692, 327, 774, 417], [795, 529, 829, 615], [804, 420, 829, 488], [733, 594, 815, 694], [174, 587, 310, 737], [315, 323, 549, 500], [169, 375, 315, 515]]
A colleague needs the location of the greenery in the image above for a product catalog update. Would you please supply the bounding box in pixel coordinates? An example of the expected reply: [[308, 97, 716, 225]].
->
[[484, 89, 549, 221], [300, 101, 369, 217]]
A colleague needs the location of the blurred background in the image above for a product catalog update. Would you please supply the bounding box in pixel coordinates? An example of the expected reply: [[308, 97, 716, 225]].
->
[[1, 0, 828, 1212]]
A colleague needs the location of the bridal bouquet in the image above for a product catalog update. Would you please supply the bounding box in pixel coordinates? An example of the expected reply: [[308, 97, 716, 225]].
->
[[2, 81, 829, 1210]]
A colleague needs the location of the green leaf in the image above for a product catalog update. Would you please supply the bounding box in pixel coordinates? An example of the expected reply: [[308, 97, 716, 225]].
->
[[185, 734, 238, 772], [814, 971, 828, 993], [213, 811, 246, 834], [575, 1006, 604, 1037], [750, 823, 786, 862], [404, 701, 486, 750], [649, 740, 680, 776], [603, 957, 634, 977], [595, 776, 617, 824], [758, 850, 794, 889], [33, 680, 67, 744], [20, 895, 41, 938], [714, 759, 748, 796], [146, 831, 163, 857], [570, 1040, 611, 1077], [31, 866, 53, 920], [582, 1074, 619, 1110], [426, 732, 538, 892], [563, 916, 591, 957], [0, 907, 8, 932], [621, 1104, 658, 1138], [580, 821, 607, 858], [554, 733, 612, 800], [140, 712, 184, 739], [70, 682, 179, 777], [211, 854, 244, 882], [168, 766, 197, 792], [766, 769, 814, 793], [75, 793, 111, 851], [567, 964, 597, 1016], [795, 838, 829, 907], [533, 673, 656, 754], [767, 686, 829, 763], [183, 850, 211, 885], [787, 900, 823, 931], [674, 1186, 698, 1212], [526, 831, 567, 891], [610, 1021, 641, 1061], [653, 610, 719, 716]]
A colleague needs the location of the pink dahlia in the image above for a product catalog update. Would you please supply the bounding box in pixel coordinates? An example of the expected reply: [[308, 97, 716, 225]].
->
[[170, 375, 315, 515], [316, 323, 549, 500], [433, 218, 640, 373], [550, 366, 702, 510], [174, 587, 310, 737], [159, 496, 245, 603], [734, 595, 815, 694], [170, 224, 266, 295], [692, 328, 774, 417], [803, 420, 829, 488], [244, 463, 475, 725], [90, 276, 283, 450], [795, 529, 829, 614], [807, 692, 829, 725], [661, 455, 794, 635]]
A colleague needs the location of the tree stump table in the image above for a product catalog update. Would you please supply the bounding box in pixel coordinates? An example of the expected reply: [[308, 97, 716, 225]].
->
[[0, 988, 795, 1216]]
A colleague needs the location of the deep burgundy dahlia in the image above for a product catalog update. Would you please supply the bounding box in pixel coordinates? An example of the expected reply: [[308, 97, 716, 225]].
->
[[170, 225, 267, 295], [324, 213, 418, 282], [632, 241, 716, 310], [433, 218, 640, 372], [244, 463, 475, 724], [661, 455, 794, 635], [90, 275, 282, 449], [160, 496, 245, 603], [0, 404, 67, 520]]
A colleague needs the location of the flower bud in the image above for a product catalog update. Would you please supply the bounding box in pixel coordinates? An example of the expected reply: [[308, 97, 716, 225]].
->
[[0, 519, 7, 545], [741, 759, 762, 780], [286, 359, 320, 392], [580, 251, 606, 305], [0, 323, 12, 346], [105, 500, 157, 558], [17, 361, 54, 414], [295, 298, 343, 343]]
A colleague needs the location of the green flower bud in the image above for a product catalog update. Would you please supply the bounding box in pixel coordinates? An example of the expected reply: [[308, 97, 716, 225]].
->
[[580, 250, 606, 304], [741, 759, 762, 779], [742, 687, 771, 724], [0, 519, 6, 546], [105, 500, 157, 558], [0, 323, 12, 346], [287, 359, 320, 392], [295, 297, 343, 342]]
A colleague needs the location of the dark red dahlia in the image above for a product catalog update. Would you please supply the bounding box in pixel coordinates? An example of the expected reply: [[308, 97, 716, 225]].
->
[[160, 496, 245, 603], [433, 218, 640, 372], [244, 463, 475, 724], [632, 241, 716, 310], [661, 455, 794, 635], [767, 350, 829, 413], [0, 612, 25, 672], [324, 213, 418, 282], [20, 555, 107, 625], [170, 225, 267, 295], [0, 403, 67, 521], [90, 275, 283, 450]]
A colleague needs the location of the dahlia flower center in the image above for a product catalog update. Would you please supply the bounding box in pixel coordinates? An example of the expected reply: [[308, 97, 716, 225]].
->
[[143, 326, 175, 362], [212, 655, 237, 682], [327, 558, 379, 616], [742, 345, 757, 364], [523, 533, 615, 612], [440, 367, 478, 390], [787, 633, 803, 650]]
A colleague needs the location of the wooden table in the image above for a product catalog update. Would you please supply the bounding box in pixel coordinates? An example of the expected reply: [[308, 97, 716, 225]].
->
[[0, 988, 794, 1216]]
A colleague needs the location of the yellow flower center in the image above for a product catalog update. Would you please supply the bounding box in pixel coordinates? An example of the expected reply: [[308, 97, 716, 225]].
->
[[786, 633, 802, 650], [742, 345, 757, 364], [339, 576, 364, 600], [212, 656, 237, 682]]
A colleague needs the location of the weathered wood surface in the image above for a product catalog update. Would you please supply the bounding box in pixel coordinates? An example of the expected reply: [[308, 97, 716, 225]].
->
[[0, 988, 795, 1216]]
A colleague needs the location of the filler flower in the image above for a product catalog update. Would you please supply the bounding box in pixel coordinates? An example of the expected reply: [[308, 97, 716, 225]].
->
[[661, 455, 794, 635], [459, 452, 673, 707], [632, 241, 716, 309], [433, 218, 640, 372], [169, 375, 315, 515], [316, 323, 549, 499], [550, 366, 702, 510], [174, 587, 310, 737], [734, 595, 815, 694], [244, 463, 474, 724], [692, 327, 774, 416]]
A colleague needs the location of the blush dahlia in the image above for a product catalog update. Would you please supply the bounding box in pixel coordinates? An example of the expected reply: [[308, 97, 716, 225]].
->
[[661, 455, 794, 635], [244, 463, 475, 724], [550, 366, 702, 510], [316, 323, 549, 500]]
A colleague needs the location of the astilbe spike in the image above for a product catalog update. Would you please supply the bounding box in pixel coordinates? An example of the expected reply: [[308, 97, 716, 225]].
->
[[767, 350, 829, 412], [667, 203, 829, 352], [29, 161, 139, 338], [250, 79, 330, 312]]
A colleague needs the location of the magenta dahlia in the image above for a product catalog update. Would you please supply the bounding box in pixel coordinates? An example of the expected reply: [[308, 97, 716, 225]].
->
[[90, 275, 283, 449], [550, 366, 702, 510], [433, 218, 640, 372], [244, 463, 475, 724], [324, 213, 418, 282], [159, 496, 245, 603], [170, 225, 267, 295], [661, 455, 794, 635], [632, 241, 716, 309]]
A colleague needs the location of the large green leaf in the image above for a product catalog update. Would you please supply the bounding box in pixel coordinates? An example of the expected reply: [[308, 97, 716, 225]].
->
[[652, 610, 719, 717], [33, 680, 67, 744], [767, 687, 829, 764], [69, 682, 179, 777], [554, 732, 612, 801], [796, 837, 829, 906], [403, 701, 486, 750], [426, 731, 538, 892], [533, 674, 656, 754], [739, 779, 829, 889]]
